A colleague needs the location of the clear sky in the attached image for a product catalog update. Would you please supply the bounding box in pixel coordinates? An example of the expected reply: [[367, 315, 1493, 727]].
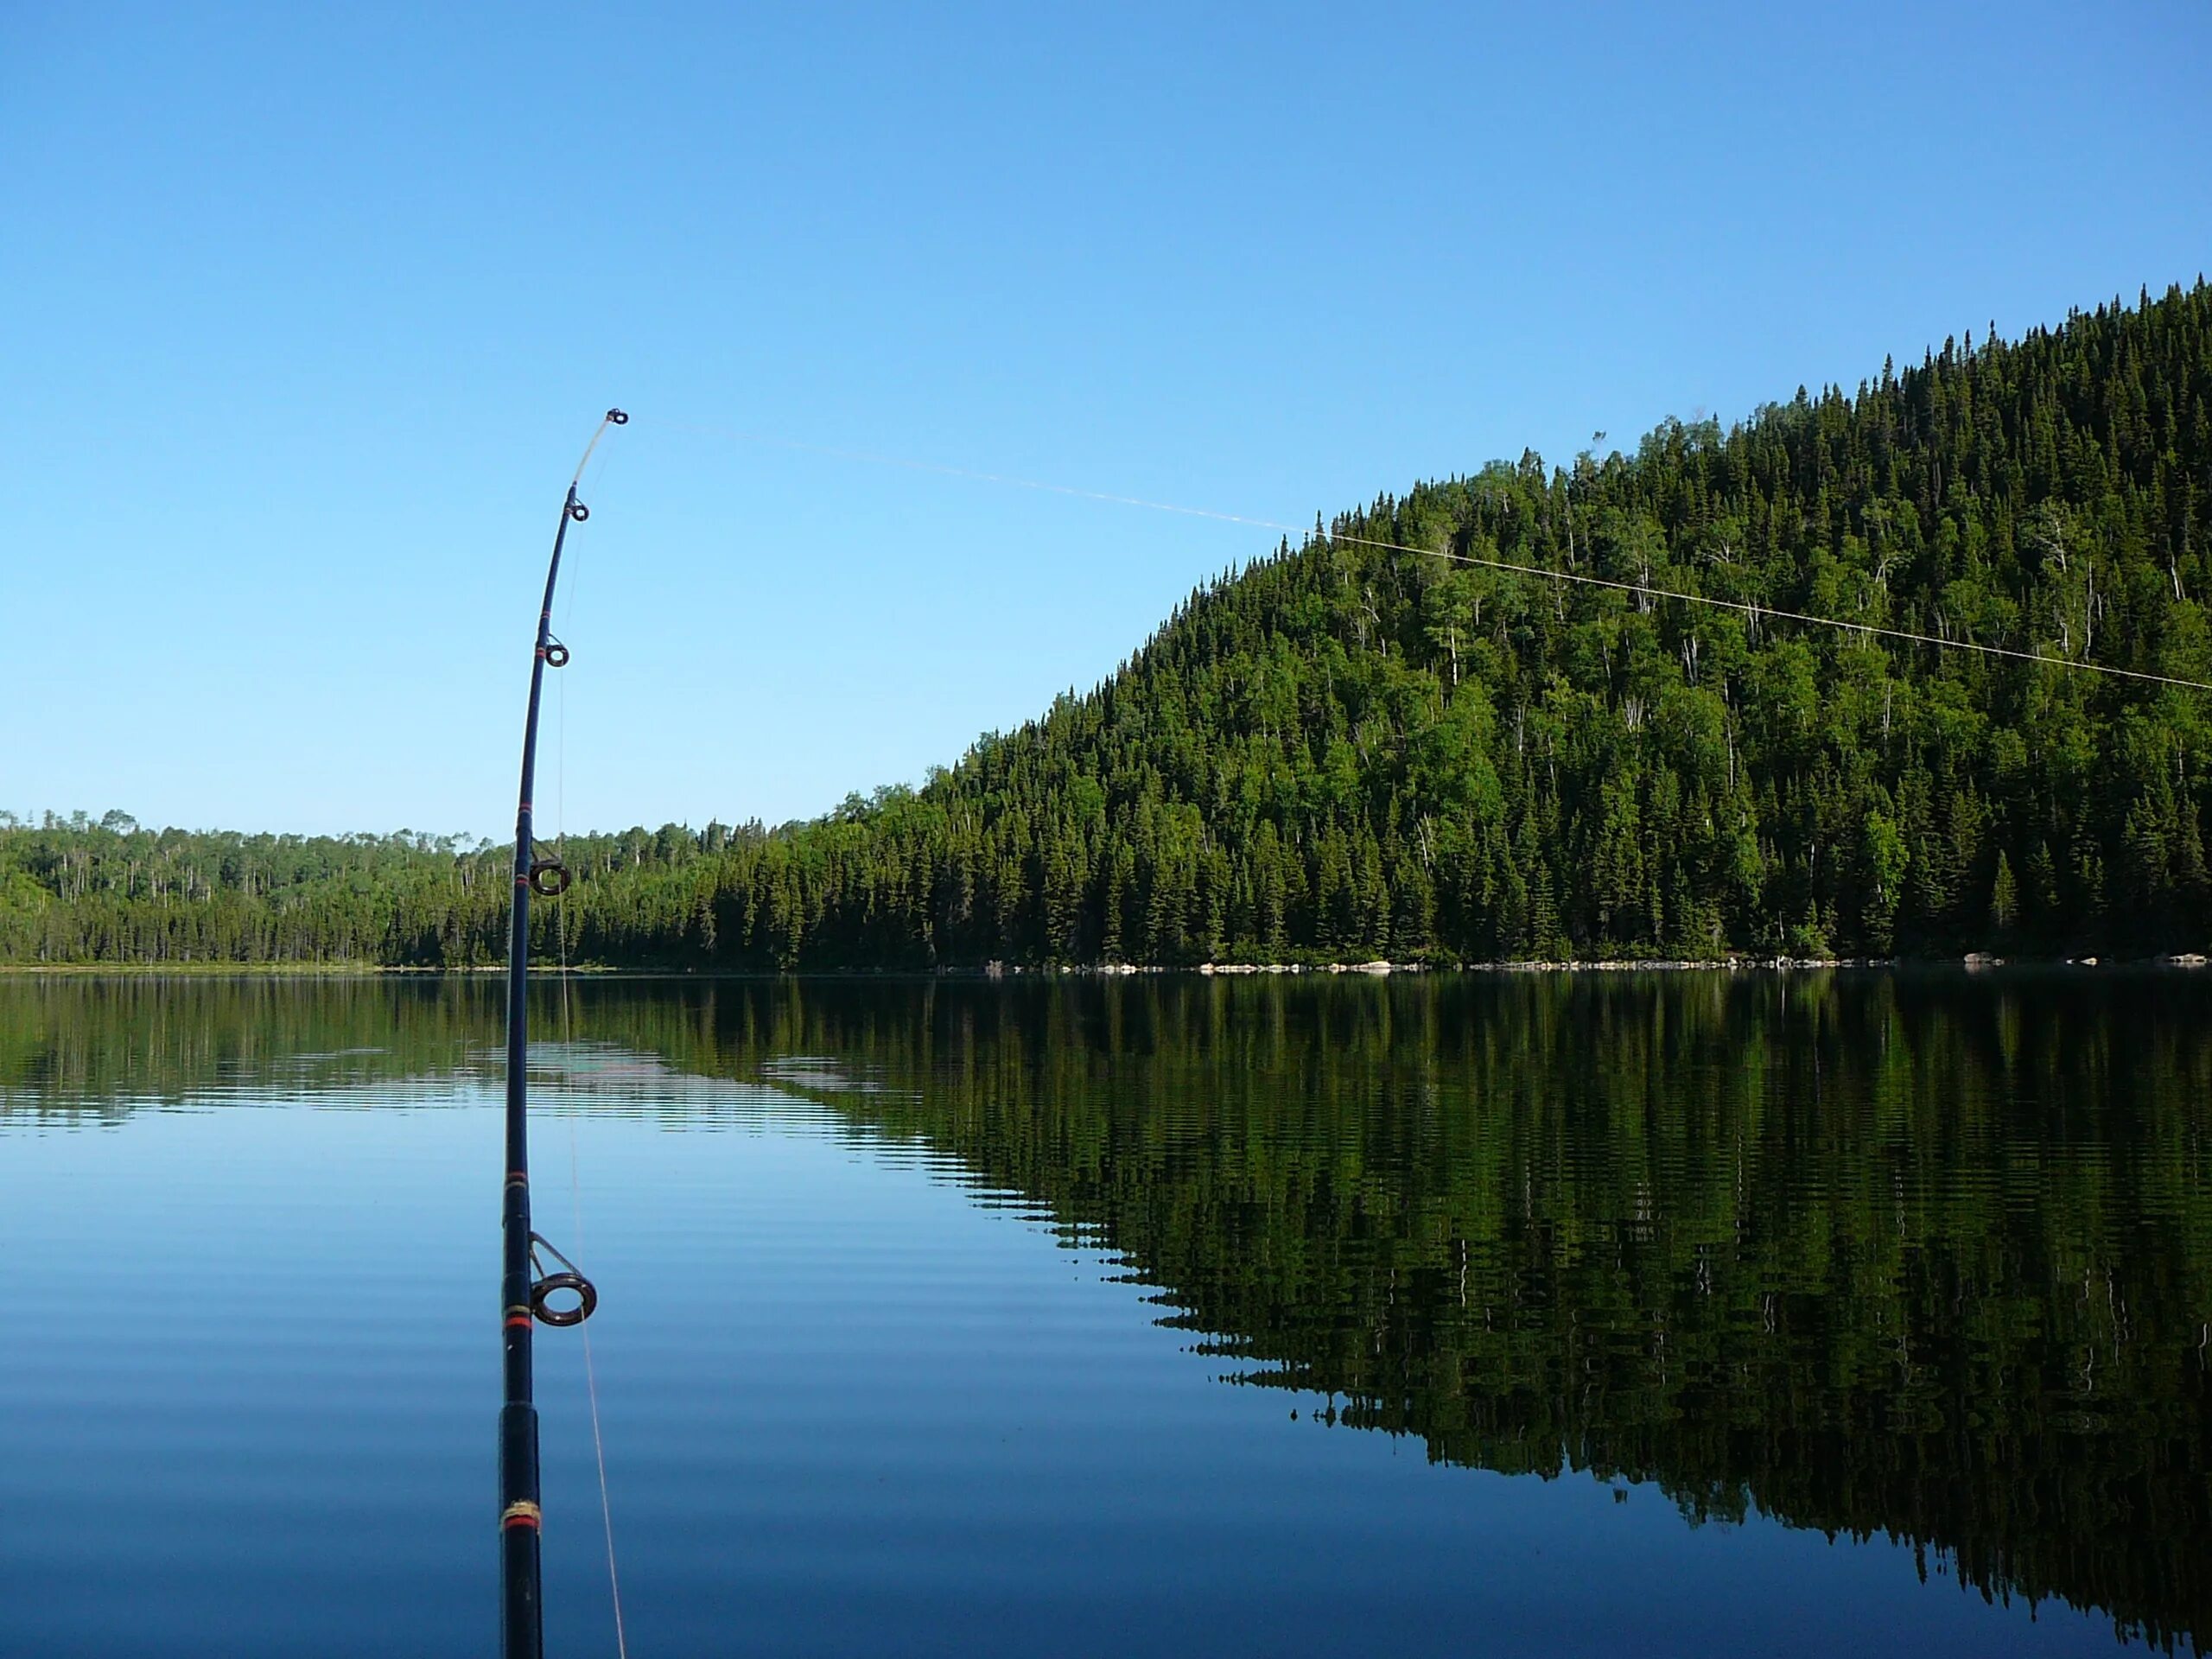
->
[[5, 2, 2208, 839]]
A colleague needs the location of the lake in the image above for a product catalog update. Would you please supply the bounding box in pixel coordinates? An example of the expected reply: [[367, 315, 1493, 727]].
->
[[2, 970, 2207, 1657]]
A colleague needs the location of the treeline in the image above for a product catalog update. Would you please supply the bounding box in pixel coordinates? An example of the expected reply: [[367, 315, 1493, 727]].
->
[[8, 281, 2212, 966], [0, 813, 753, 965]]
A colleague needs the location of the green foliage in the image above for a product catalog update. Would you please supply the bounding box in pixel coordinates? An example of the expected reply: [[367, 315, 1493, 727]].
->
[[0, 813, 759, 967], [9, 283, 2212, 965]]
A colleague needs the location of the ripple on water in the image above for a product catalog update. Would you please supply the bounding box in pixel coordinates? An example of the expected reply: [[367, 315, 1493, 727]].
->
[[1, 971, 2206, 1658]]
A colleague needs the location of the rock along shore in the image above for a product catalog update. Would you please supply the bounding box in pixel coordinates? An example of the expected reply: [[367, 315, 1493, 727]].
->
[[971, 952, 2211, 977]]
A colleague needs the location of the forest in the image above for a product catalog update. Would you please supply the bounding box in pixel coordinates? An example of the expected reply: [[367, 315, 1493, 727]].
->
[[6, 281, 2211, 968]]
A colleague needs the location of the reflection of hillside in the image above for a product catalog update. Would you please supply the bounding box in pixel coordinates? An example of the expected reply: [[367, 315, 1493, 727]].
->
[[0, 976, 499, 1119], [4, 972, 2208, 1649], [651, 974, 2212, 1655]]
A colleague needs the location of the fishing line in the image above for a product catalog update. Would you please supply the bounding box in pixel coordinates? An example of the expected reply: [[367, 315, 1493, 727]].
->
[[644, 416, 1287, 531], [635, 415, 2212, 696], [568, 1122, 630, 1659], [553, 505, 629, 1659], [563, 444, 619, 644], [571, 416, 622, 489], [499, 408, 626, 1659], [562, 685, 632, 1659], [1331, 531, 2212, 695]]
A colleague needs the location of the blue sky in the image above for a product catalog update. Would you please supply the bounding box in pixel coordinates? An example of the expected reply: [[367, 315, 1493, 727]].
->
[[4, 2, 2208, 838]]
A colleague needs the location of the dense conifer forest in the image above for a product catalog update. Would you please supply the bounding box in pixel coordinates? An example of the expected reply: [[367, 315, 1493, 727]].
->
[[9, 283, 2212, 968]]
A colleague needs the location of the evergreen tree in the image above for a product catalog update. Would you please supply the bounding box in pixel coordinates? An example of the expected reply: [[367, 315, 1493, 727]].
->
[[9, 283, 2212, 967]]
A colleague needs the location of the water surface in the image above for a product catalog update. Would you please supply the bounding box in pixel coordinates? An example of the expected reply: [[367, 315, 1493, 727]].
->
[[3, 972, 2207, 1656]]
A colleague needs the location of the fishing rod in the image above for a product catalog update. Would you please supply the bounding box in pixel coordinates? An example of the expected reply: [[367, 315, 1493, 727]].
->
[[499, 407, 626, 1659]]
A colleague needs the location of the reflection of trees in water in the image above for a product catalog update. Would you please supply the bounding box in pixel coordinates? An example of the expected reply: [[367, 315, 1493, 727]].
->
[[655, 972, 2212, 1655], [6, 971, 2209, 1649], [0, 975, 499, 1119]]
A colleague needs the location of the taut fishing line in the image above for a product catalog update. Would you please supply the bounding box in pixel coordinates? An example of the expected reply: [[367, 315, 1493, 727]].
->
[[482, 397, 2200, 1652], [496, 406, 628, 1659], [637, 414, 2212, 696], [550, 476, 630, 1659]]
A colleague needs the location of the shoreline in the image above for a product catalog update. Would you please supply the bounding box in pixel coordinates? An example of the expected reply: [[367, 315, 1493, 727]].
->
[[2, 953, 2203, 977]]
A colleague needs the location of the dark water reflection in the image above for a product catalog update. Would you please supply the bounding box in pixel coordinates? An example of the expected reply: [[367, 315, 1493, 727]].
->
[[3, 971, 2208, 1655]]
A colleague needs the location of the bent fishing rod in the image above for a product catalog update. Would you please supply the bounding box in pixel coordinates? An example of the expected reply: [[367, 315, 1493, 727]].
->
[[499, 407, 626, 1659]]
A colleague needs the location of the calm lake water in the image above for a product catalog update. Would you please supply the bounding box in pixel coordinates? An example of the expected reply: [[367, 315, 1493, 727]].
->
[[2, 971, 2207, 1657]]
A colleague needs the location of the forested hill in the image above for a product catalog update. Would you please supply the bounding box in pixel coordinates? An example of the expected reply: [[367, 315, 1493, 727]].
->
[[9, 283, 2212, 968]]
